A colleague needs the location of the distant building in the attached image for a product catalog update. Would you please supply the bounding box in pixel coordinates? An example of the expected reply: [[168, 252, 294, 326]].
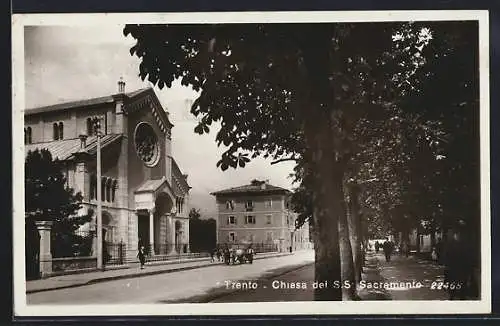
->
[[24, 79, 191, 258], [211, 179, 311, 252]]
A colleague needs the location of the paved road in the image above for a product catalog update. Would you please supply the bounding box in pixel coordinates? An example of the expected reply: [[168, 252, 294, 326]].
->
[[192, 252, 452, 303], [27, 250, 314, 305], [205, 263, 315, 303]]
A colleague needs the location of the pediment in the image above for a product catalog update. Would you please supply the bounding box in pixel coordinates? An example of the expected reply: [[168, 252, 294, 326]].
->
[[134, 177, 176, 211], [125, 89, 174, 139]]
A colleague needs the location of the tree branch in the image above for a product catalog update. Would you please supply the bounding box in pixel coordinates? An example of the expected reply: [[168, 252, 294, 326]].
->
[[270, 157, 299, 165]]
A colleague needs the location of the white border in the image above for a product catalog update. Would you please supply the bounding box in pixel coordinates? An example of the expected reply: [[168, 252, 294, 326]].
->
[[12, 10, 491, 316]]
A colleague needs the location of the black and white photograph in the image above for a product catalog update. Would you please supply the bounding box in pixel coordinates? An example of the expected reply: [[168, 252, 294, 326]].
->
[[12, 11, 490, 316]]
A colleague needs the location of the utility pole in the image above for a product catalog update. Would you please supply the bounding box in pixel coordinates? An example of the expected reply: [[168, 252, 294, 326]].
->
[[94, 117, 103, 270]]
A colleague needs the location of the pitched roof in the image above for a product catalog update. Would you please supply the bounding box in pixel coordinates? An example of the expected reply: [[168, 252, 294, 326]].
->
[[24, 134, 122, 161], [211, 180, 290, 196], [25, 88, 151, 115], [135, 178, 168, 193]]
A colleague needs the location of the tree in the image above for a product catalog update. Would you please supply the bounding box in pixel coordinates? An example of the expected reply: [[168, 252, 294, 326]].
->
[[346, 21, 479, 262], [189, 207, 201, 220], [189, 208, 216, 253], [25, 149, 92, 257], [124, 22, 475, 300]]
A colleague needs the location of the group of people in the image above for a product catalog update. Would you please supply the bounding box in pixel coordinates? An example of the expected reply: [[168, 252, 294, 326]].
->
[[210, 247, 227, 263], [372, 232, 478, 300], [210, 245, 256, 264]]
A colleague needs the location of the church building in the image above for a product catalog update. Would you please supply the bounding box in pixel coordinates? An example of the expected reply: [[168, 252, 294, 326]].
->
[[24, 79, 191, 258]]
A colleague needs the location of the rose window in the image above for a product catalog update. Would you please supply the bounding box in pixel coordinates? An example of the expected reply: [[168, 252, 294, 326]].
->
[[134, 122, 160, 167]]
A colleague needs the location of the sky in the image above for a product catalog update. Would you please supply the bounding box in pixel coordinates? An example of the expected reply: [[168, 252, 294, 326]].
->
[[23, 25, 297, 218]]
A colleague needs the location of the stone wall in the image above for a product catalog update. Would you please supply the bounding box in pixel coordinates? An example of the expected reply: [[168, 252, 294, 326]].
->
[[52, 256, 97, 272]]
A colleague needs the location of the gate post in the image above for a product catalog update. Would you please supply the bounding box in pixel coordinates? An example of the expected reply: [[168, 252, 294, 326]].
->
[[35, 220, 53, 278]]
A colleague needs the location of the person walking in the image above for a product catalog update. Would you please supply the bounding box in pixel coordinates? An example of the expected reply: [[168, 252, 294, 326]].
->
[[435, 237, 444, 264], [217, 248, 222, 262], [137, 245, 146, 269], [375, 241, 380, 253], [211, 247, 218, 263], [382, 238, 394, 262], [400, 242, 409, 257]]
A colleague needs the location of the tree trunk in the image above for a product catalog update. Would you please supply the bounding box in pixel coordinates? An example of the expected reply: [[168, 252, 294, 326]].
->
[[338, 191, 357, 300], [304, 107, 343, 301], [347, 184, 363, 285]]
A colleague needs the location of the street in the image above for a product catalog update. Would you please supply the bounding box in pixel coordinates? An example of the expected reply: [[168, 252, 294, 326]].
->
[[180, 251, 451, 303], [27, 250, 315, 304], [27, 250, 455, 304]]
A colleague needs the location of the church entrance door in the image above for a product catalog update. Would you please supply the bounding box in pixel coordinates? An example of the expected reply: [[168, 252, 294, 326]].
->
[[137, 213, 150, 254]]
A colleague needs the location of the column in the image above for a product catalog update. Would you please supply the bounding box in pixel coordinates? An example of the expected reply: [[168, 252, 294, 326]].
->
[[184, 220, 190, 253], [167, 215, 176, 255], [149, 208, 155, 255], [35, 221, 53, 278], [159, 214, 168, 253]]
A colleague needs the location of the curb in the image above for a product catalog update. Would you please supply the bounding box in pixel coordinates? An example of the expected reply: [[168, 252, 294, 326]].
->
[[26, 252, 293, 294]]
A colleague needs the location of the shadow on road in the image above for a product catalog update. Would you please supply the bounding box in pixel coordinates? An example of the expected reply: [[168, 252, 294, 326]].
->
[[159, 262, 315, 303]]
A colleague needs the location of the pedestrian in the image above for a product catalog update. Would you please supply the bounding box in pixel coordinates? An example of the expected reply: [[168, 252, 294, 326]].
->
[[217, 248, 222, 262], [400, 242, 409, 257], [382, 238, 393, 262], [375, 241, 380, 253], [137, 245, 146, 269], [211, 248, 218, 263], [443, 230, 474, 300], [435, 237, 443, 264], [431, 247, 438, 261]]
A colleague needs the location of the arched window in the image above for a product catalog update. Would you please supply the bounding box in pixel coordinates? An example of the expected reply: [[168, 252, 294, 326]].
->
[[89, 174, 97, 200], [105, 178, 112, 202], [53, 123, 59, 140], [87, 117, 94, 136], [24, 128, 27, 144], [101, 177, 106, 201], [27, 127, 32, 144], [58, 122, 64, 140], [111, 180, 118, 202]]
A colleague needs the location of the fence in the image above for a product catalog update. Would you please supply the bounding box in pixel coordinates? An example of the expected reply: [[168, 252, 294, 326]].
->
[[101, 241, 278, 267], [104, 241, 127, 266], [103, 242, 210, 266]]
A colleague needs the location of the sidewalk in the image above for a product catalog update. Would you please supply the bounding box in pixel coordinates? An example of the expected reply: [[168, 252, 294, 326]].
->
[[370, 252, 449, 300], [26, 251, 292, 294], [358, 252, 391, 300]]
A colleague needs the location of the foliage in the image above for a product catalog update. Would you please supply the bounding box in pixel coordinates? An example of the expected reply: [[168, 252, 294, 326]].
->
[[356, 21, 480, 238], [25, 149, 93, 257], [188, 207, 201, 220], [124, 23, 430, 169], [124, 21, 480, 298], [288, 21, 479, 243], [188, 208, 216, 252]]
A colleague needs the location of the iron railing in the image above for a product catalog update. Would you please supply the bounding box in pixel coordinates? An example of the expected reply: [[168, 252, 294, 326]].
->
[[104, 241, 127, 266]]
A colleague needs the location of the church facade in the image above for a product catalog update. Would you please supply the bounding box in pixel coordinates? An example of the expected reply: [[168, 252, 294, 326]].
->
[[24, 80, 191, 258]]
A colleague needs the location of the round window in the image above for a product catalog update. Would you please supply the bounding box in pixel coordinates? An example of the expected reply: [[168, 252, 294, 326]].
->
[[134, 122, 160, 167]]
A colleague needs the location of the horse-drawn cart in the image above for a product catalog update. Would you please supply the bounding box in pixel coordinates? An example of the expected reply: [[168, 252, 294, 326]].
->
[[224, 244, 255, 265]]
